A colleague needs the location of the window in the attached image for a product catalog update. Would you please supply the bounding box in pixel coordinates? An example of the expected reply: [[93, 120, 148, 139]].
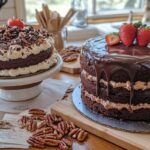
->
[[95, 0, 145, 13], [25, 0, 146, 22], [90, 0, 146, 15]]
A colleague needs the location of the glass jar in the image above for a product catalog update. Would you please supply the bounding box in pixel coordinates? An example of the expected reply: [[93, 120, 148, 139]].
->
[[71, 0, 88, 28]]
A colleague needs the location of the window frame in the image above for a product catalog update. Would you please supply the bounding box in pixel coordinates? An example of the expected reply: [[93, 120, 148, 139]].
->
[[18, 0, 145, 23], [15, 0, 26, 21]]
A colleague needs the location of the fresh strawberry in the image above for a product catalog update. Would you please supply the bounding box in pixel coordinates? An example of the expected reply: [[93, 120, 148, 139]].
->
[[137, 27, 150, 47], [119, 24, 137, 46], [7, 18, 24, 29], [105, 33, 120, 46]]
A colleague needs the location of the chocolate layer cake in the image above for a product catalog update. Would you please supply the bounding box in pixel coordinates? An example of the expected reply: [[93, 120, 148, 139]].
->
[[0, 25, 57, 77], [81, 36, 150, 121]]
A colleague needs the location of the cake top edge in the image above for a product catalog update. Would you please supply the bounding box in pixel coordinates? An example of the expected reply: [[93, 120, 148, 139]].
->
[[0, 25, 54, 50], [82, 21, 150, 59]]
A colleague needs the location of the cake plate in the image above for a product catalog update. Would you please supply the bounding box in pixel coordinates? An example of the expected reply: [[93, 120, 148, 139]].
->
[[0, 54, 63, 101], [72, 85, 150, 133]]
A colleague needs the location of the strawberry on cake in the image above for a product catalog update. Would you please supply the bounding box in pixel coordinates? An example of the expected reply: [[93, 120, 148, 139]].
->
[[0, 18, 57, 77], [81, 22, 150, 121]]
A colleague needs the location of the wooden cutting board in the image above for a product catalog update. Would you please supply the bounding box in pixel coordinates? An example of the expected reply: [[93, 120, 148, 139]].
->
[[61, 57, 80, 74], [51, 100, 150, 150]]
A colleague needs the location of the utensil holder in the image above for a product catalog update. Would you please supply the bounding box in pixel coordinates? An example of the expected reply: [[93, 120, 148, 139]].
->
[[51, 28, 67, 51]]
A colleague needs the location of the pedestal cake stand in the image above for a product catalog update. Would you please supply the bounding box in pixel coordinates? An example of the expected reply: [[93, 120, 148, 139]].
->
[[0, 54, 63, 101]]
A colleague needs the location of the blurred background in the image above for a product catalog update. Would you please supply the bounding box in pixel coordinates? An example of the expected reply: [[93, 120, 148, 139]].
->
[[0, 0, 149, 42], [0, 0, 147, 23]]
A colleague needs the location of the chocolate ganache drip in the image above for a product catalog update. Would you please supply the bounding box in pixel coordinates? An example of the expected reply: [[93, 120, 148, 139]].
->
[[82, 36, 150, 110]]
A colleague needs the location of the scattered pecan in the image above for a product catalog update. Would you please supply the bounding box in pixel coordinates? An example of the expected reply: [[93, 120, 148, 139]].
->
[[68, 121, 76, 130], [77, 130, 88, 142], [60, 46, 81, 63], [68, 128, 80, 139], [63, 53, 78, 62], [44, 114, 53, 126], [50, 114, 63, 123], [0, 121, 12, 129], [41, 133, 58, 139], [33, 127, 53, 137], [27, 136, 45, 148], [62, 137, 72, 147], [44, 139, 60, 146], [50, 124, 64, 135], [58, 121, 68, 135], [29, 108, 46, 116], [18, 116, 30, 128], [18, 108, 89, 149], [37, 121, 47, 129], [59, 141, 69, 150], [30, 115, 45, 121], [26, 120, 37, 132]]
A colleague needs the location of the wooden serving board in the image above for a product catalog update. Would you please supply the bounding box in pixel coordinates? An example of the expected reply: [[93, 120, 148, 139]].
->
[[61, 57, 80, 74], [51, 100, 150, 150]]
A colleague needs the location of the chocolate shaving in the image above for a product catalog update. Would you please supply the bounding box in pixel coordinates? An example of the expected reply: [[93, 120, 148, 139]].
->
[[0, 25, 52, 50]]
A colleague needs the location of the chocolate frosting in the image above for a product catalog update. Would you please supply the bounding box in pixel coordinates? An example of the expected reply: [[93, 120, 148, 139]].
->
[[82, 36, 150, 108]]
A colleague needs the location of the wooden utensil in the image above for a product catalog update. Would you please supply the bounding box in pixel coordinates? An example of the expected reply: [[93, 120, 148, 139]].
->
[[60, 8, 76, 28], [35, 9, 47, 28], [35, 4, 77, 51]]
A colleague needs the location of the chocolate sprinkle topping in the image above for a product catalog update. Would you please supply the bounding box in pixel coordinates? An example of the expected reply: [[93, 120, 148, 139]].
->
[[0, 25, 52, 50]]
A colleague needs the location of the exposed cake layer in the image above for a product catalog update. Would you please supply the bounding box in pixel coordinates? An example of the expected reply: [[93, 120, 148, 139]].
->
[[0, 25, 54, 61], [81, 69, 150, 91], [82, 90, 150, 121], [81, 71, 150, 104], [0, 52, 57, 77], [83, 90, 150, 111], [0, 48, 52, 69]]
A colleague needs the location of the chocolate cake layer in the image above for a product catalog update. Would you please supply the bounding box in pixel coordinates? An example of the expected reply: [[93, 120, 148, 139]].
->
[[0, 48, 52, 70], [81, 90, 150, 121], [81, 74, 150, 104]]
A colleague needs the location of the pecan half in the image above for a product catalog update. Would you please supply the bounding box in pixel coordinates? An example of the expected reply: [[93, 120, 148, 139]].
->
[[68, 128, 80, 139], [44, 114, 52, 126], [30, 115, 45, 121], [0, 121, 12, 129], [33, 127, 53, 137], [77, 130, 88, 142], [37, 121, 47, 129], [26, 120, 37, 132], [68, 121, 76, 130], [18, 116, 30, 128], [27, 136, 45, 148], [50, 114, 63, 123], [44, 139, 60, 146], [63, 53, 78, 62], [29, 108, 46, 116], [59, 141, 69, 150], [58, 121, 68, 135], [50, 124, 64, 135], [62, 137, 72, 147]]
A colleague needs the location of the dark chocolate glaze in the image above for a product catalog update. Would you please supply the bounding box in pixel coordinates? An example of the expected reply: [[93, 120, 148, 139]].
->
[[81, 36, 150, 108]]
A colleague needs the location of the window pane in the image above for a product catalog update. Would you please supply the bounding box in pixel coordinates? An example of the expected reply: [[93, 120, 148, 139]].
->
[[25, 0, 71, 22], [95, 0, 146, 13]]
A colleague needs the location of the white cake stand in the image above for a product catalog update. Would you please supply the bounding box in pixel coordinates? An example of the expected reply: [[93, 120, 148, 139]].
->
[[0, 54, 63, 101]]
